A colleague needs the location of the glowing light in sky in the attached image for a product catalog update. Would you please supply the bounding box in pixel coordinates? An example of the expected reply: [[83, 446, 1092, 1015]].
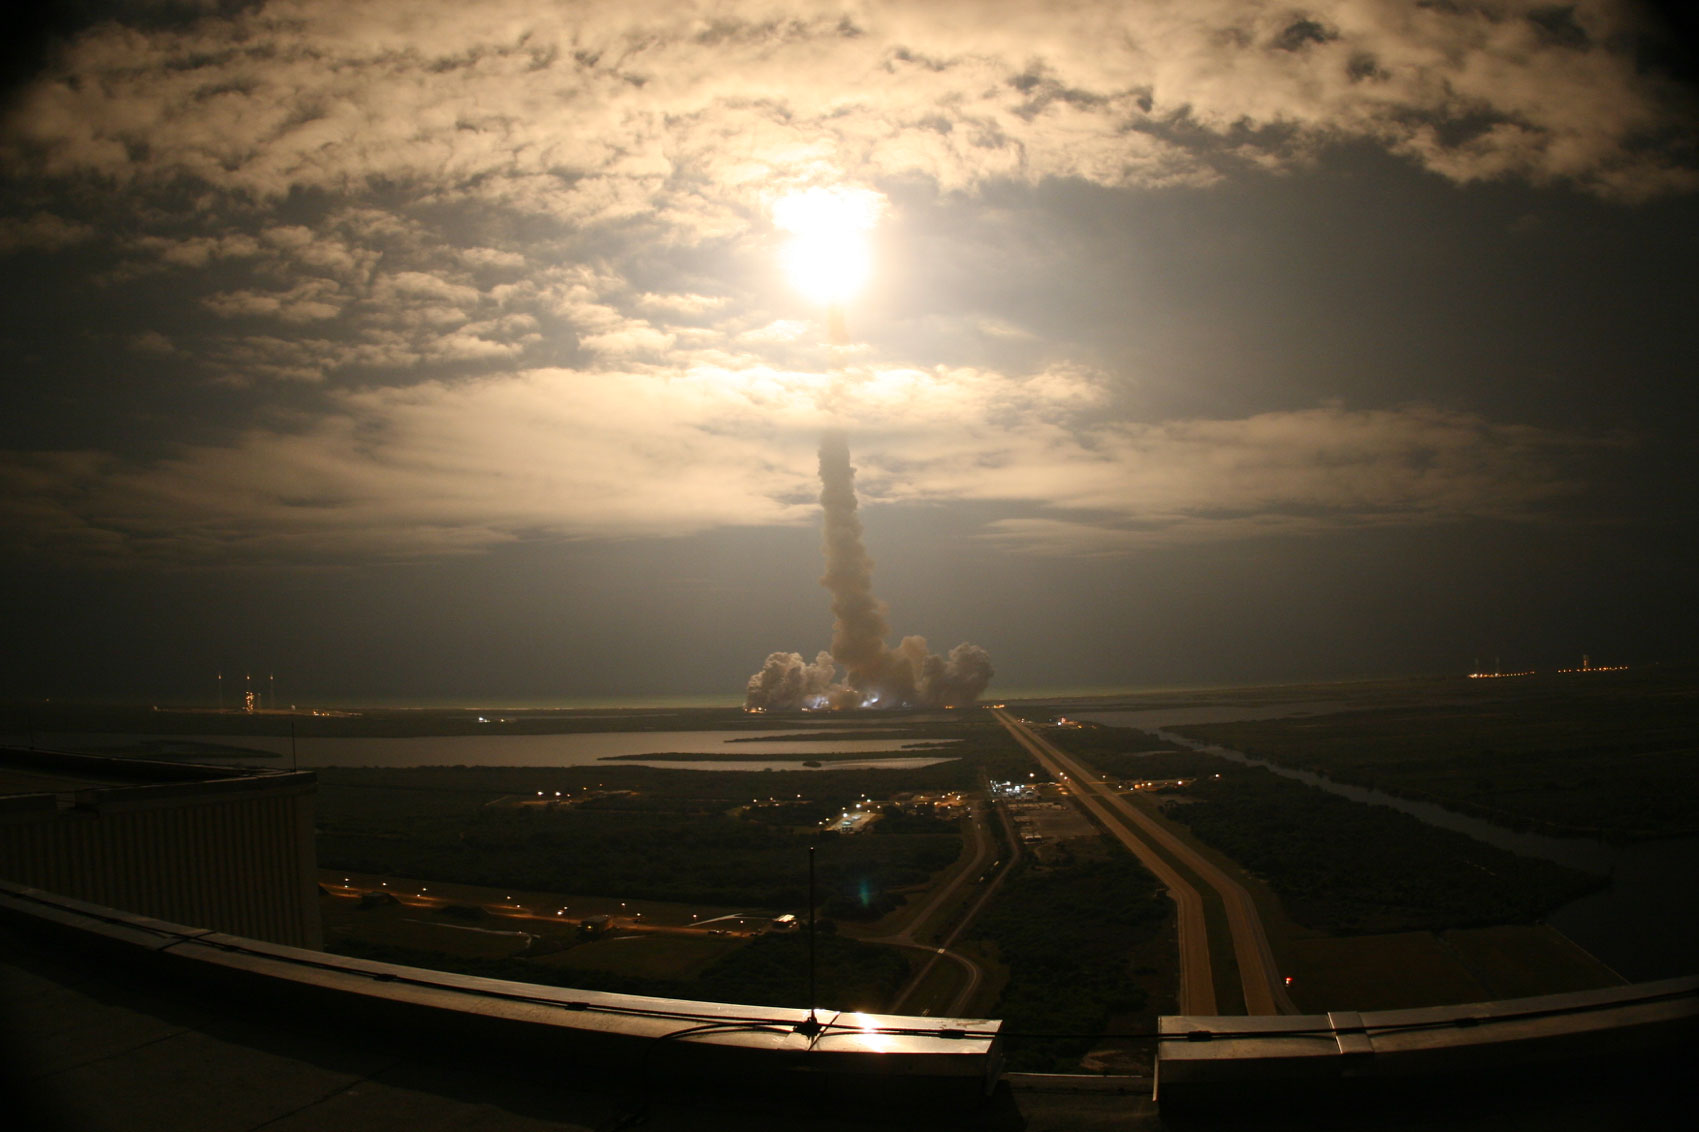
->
[[772, 186, 885, 307]]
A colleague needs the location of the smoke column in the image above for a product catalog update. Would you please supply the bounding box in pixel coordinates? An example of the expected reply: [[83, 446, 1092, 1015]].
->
[[818, 431, 890, 697], [744, 431, 993, 711]]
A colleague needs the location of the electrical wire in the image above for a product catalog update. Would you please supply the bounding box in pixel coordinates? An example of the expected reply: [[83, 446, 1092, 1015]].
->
[[601, 1019, 807, 1131], [11, 885, 1696, 1048]]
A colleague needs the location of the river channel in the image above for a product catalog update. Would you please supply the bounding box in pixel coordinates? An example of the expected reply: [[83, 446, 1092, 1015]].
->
[[1079, 706, 1699, 981]]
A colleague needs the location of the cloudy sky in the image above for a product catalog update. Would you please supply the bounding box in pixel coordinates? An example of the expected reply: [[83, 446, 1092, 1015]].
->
[[2, 0, 1695, 705]]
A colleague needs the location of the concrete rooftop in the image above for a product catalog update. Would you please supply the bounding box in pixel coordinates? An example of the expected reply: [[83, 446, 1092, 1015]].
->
[[6, 917, 1697, 1132]]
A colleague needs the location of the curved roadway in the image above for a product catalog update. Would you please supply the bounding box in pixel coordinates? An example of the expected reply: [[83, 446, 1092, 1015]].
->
[[878, 798, 1019, 1016], [993, 709, 1295, 1016], [935, 801, 1024, 1015]]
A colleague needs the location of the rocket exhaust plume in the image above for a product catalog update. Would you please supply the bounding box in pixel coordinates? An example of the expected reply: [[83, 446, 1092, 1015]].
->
[[819, 431, 889, 694], [744, 432, 993, 711]]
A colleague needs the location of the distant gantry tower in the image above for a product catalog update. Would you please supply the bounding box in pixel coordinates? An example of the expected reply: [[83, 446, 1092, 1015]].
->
[[216, 665, 281, 711]]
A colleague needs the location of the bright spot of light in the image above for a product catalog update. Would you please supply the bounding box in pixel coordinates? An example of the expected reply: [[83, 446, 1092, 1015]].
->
[[772, 185, 884, 307], [844, 1011, 895, 1052]]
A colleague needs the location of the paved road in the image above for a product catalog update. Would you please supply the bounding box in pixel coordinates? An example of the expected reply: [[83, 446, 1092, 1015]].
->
[[895, 801, 998, 943], [935, 800, 1025, 1016], [992, 709, 1217, 1015], [878, 799, 1004, 1016], [993, 709, 1296, 1016]]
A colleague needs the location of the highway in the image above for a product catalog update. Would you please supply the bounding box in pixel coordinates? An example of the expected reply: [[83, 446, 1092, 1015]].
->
[[992, 709, 1217, 1014], [992, 708, 1295, 1016], [878, 798, 1019, 1016], [933, 800, 1024, 1015]]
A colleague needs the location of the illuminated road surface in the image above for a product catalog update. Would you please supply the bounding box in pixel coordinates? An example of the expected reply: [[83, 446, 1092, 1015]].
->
[[935, 800, 1025, 1015], [993, 709, 1295, 1015], [992, 709, 1216, 1014], [878, 799, 1003, 1016]]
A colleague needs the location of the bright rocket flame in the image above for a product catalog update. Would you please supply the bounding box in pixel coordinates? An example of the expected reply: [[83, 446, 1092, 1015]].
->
[[773, 186, 883, 307]]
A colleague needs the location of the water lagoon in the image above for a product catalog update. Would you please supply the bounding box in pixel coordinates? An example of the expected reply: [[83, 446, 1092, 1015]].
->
[[38, 729, 960, 772], [1077, 701, 1350, 731]]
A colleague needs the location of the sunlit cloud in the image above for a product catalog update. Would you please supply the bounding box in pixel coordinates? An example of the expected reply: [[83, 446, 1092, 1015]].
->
[[127, 331, 176, 356], [4, 1, 1690, 223], [0, 0, 1681, 571], [965, 404, 1614, 554], [0, 359, 1602, 563]]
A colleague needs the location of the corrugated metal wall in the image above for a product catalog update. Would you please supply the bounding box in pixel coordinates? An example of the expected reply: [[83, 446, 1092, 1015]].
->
[[0, 784, 321, 949]]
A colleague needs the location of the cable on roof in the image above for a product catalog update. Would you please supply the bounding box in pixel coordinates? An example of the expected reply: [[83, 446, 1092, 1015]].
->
[[604, 1018, 801, 1131], [10, 885, 1694, 1048]]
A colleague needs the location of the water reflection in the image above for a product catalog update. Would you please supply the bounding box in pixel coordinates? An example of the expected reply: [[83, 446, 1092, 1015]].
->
[[19, 729, 958, 772]]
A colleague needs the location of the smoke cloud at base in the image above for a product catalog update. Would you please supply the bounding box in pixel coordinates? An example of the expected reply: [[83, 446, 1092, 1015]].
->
[[744, 432, 994, 712]]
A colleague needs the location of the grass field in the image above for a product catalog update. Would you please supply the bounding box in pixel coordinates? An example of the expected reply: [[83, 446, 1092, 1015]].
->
[[318, 872, 761, 971], [1283, 924, 1622, 1011], [320, 869, 909, 1012], [1039, 719, 1625, 1021], [1285, 931, 1488, 1011], [535, 934, 746, 980], [894, 949, 972, 1015], [326, 908, 542, 960], [314, 761, 975, 914]]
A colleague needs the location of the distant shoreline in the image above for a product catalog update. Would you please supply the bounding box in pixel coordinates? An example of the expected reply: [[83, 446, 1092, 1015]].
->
[[598, 748, 955, 762], [1, 672, 1468, 714]]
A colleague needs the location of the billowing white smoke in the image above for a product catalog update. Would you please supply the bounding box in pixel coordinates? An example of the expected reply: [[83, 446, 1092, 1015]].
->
[[744, 649, 839, 711], [744, 433, 994, 711]]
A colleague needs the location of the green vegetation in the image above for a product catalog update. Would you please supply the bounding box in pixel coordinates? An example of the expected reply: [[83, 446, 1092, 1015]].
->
[[315, 725, 1021, 920], [1280, 924, 1623, 1013], [319, 778, 957, 911], [1283, 931, 1489, 1012], [1012, 717, 1184, 761], [965, 852, 1171, 1072], [1141, 762, 1600, 934], [1169, 667, 1699, 839], [306, 715, 1054, 1024], [868, 810, 957, 836], [327, 927, 909, 1013], [541, 933, 747, 980], [740, 799, 841, 826], [1060, 744, 1221, 785], [1046, 723, 1606, 936]]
